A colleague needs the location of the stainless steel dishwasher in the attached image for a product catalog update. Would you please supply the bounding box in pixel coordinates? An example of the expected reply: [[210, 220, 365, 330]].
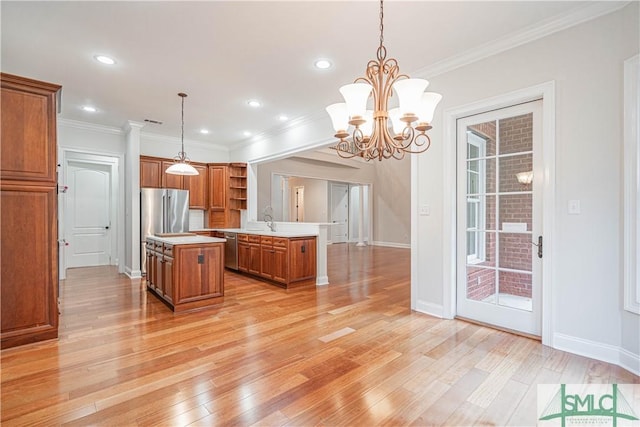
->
[[224, 232, 238, 270]]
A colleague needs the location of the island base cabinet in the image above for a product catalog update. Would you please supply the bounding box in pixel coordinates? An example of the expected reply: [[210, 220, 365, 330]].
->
[[146, 239, 224, 313], [174, 245, 223, 310]]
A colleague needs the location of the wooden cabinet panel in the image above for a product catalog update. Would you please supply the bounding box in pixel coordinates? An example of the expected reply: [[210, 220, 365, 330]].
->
[[175, 245, 223, 305], [289, 238, 317, 282], [260, 244, 274, 279], [155, 253, 164, 294], [161, 160, 183, 189], [208, 165, 226, 209], [140, 157, 162, 188], [163, 256, 173, 303], [1, 74, 60, 184], [184, 164, 207, 209], [273, 247, 288, 284], [248, 243, 261, 276], [1, 184, 58, 347], [238, 241, 249, 273]]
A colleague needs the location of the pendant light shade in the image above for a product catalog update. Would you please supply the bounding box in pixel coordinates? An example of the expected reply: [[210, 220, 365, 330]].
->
[[166, 92, 199, 176]]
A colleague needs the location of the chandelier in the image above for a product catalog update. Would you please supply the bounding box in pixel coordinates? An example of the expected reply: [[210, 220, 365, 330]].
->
[[166, 92, 199, 175], [326, 0, 442, 161]]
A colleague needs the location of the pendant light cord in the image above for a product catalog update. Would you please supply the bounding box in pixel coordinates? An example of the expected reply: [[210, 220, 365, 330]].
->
[[178, 92, 187, 158]]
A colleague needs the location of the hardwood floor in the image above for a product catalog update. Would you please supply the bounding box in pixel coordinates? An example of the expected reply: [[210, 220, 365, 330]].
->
[[1, 244, 637, 426]]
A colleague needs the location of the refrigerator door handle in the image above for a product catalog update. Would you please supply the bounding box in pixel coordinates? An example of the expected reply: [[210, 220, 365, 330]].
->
[[162, 193, 167, 232]]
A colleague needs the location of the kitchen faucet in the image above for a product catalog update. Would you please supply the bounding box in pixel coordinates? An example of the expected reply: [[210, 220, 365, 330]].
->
[[263, 206, 276, 232]]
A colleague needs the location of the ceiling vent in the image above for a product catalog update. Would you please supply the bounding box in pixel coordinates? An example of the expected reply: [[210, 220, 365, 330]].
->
[[144, 119, 163, 125]]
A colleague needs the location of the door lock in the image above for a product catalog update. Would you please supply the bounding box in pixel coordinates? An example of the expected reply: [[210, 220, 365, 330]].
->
[[531, 236, 543, 258]]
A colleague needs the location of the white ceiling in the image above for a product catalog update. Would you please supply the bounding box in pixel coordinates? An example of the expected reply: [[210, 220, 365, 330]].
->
[[1, 1, 613, 149]]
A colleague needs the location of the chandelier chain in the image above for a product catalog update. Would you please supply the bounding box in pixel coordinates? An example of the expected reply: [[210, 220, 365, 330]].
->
[[379, 0, 384, 49]]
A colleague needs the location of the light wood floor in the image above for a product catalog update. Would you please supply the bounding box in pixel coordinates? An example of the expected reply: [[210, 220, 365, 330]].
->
[[1, 244, 637, 426]]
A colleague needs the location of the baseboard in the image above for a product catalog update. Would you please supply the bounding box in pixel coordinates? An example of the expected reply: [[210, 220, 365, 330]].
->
[[554, 333, 640, 376], [372, 241, 411, 249], [125, 267, 142, 279], [620, 348, 640, 376], [414, 300, 444, 318], [316, 275, 329, 286]]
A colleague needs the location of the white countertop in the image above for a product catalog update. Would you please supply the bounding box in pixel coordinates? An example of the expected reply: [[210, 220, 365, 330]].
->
[[148, 235, 226, 245], [191, 228, 318, 238]]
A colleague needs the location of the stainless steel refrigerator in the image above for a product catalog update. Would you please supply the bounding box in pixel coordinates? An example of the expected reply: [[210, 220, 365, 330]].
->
[[140, 188, 190, 274]]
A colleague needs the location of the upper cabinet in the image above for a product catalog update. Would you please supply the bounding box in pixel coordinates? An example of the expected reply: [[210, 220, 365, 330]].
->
[[184, 164, 207, 210], [140, 156, 208, 210], [1, 74, 60, 184], [207, 163, 246, 228], [140, 157, 162, 188]]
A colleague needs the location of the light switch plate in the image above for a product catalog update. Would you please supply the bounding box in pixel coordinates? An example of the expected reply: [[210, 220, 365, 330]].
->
[[419, 205, 430, 216], [568, 199, 581, 215]]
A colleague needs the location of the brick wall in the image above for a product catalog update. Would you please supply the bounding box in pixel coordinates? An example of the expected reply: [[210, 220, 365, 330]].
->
[[465, 114, 534, 301]]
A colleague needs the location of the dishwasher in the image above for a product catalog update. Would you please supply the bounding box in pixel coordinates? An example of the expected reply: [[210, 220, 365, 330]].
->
[[223, 232, 238, 270]]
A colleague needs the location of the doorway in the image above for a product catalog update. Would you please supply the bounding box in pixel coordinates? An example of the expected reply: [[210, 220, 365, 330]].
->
[[61, 151, 119, 276], [456, 100, 543, 336], [293, 186, 304, 222], [330, 182, 349, 243]]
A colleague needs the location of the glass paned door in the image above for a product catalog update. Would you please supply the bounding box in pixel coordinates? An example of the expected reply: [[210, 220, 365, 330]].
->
[[456, 100, 542, 336]]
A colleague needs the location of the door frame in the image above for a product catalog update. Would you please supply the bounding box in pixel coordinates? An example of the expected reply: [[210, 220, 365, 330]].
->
[[59, 149, 124, 279], [439, 81, 556, 347]]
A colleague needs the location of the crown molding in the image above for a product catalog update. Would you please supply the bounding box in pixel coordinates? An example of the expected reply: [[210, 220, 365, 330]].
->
[[229, 109, 329, 151], [57, 118, 123, 135], [414, 1, 630, 79], [140, 131, 229, 153]]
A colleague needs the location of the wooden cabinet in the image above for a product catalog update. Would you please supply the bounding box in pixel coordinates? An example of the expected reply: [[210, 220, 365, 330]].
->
[[1, 73, 61, 349], [184, 164, 207, 209], [140, 157, 162, 188], [139, 157, 243, 215], [289, 238, 317, 283], [140, 156, 207, 209], [236, 233, 316, 288], [207, 163, 246, 228], [238, 234, 261, 275], [1, 75, 59, 183], [161, 160, 183, 189], [228, 163, 247, 211], [146, 237, 224, 312]]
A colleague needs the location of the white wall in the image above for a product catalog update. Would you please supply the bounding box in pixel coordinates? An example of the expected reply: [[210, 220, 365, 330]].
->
[[373, 156, 411, 247], [414, 3, 639, 370], [140, 133, 229, 163]]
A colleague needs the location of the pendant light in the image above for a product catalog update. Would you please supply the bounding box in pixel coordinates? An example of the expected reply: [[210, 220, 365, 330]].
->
[[166, 92, 199, 176]]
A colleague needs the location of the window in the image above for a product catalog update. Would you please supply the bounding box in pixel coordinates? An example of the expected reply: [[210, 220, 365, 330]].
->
[[467, 131, 486, 263]]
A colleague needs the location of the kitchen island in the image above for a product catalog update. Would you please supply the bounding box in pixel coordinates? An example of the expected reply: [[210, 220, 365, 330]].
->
[[145, 235, 226, 312]]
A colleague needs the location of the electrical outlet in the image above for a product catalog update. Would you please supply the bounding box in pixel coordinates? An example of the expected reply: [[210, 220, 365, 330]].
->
[[419, 205, 430, 216]]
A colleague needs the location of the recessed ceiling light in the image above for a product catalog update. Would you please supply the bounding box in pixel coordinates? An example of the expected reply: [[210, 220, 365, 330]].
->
[[94, 55, 116, 65], [200, 129, 210, 135], [82, 105, 97, 112], [278, 115, 288, 122], [314, 59, 332, 69], [243, 131, 252, 137], [247, 99, 261, 108]]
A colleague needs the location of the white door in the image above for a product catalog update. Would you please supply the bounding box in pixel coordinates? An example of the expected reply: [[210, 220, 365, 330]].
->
[[65, 160, 112, 268], [456, 100, 543, 336], [330, 183, 349, 243]]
